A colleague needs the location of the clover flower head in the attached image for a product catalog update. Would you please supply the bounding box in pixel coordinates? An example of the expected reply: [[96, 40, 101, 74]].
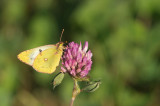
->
[[61, 41, 93, 78]]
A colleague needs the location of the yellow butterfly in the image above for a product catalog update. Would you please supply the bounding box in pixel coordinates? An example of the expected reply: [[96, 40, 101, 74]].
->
[[17, 30, 64, 74]]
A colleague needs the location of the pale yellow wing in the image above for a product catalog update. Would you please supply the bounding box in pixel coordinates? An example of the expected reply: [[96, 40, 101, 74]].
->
[[17, 45, 56, 66], [32, 47, 63, 74]]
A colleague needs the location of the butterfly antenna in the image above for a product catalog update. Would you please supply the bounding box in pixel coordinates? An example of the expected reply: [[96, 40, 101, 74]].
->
[[60, 29, 64, 42]]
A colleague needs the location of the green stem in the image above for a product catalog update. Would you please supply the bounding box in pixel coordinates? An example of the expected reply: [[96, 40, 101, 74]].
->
[[70, 79, 80, 106]]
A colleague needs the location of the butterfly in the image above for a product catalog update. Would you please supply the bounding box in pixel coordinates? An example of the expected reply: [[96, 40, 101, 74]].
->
[[17, 29, 64, 74]]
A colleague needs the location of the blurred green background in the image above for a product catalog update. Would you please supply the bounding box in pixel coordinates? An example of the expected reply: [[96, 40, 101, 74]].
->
[[0, 0, 160, 106]]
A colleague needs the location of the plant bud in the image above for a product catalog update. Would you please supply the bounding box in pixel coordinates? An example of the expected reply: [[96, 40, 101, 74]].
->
[[82, 80, 101, 92], [53, 72, 64, 89]]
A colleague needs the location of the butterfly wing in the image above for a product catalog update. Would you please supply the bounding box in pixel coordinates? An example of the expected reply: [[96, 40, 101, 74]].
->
[[17, 45, 56, 66], [32, 47, 63, 74]]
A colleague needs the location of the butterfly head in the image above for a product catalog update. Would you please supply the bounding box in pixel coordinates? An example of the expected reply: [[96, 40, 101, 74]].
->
[[56, 42, 64, 50]]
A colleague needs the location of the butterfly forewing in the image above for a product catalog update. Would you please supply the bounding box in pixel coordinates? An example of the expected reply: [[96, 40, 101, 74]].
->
[[32, 47, 63, 74]]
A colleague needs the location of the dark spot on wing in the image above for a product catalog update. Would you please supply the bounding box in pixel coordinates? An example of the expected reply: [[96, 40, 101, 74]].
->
[[39, 49, 42, 53]]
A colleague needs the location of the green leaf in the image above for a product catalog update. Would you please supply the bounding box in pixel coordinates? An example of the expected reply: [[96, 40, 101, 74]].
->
[[82, 80, 101, 92], [52, 72, 65, 89]]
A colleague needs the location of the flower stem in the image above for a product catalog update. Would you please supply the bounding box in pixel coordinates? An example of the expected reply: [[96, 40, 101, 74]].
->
[[70, 78, 80, 106]]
